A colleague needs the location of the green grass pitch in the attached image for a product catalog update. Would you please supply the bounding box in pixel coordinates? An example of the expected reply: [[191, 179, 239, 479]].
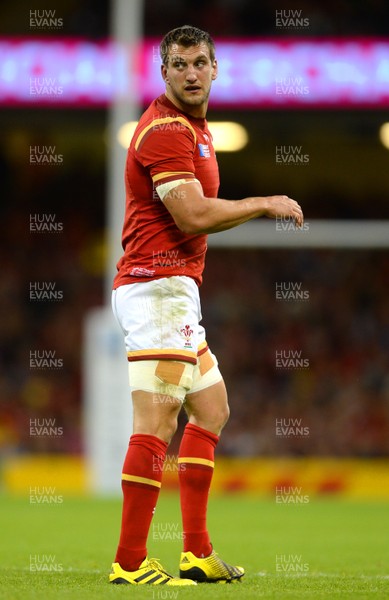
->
[[1, 491, 389, 599]]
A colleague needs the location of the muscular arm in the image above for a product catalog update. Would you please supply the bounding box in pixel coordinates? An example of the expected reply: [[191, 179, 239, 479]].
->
[[162, 181, 304, 234]]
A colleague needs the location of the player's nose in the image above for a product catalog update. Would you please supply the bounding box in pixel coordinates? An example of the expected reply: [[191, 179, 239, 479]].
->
[[185, 66, 197, 82]]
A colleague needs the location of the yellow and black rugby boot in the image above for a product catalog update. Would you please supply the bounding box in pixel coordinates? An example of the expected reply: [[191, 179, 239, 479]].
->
[[179, 550, 244, 583], [110, 557, 197, 586]]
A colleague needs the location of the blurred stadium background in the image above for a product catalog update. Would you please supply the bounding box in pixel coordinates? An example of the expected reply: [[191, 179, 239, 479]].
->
[[1, 0, 389, 504]]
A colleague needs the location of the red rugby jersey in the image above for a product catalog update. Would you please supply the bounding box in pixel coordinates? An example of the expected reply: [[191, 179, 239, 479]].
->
[[113, 94, 219, 289]]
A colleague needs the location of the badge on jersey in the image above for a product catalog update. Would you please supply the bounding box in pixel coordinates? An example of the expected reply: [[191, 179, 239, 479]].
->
[[198, 143, 211, 158]]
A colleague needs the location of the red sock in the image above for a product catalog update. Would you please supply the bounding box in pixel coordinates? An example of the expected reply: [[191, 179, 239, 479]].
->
[[115, 433, 167, 571], [178, 423, 219, 557]]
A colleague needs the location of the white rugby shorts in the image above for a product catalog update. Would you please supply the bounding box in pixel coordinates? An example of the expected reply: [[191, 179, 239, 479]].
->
[[111, 276, 222, 396]]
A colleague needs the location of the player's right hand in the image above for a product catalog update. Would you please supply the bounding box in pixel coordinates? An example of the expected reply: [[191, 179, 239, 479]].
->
[[263, 195, 304, 228]]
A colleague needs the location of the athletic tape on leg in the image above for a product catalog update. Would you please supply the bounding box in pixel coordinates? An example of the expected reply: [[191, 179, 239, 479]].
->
[[128, 360, 194, 402], [190, 350, 223, 394]]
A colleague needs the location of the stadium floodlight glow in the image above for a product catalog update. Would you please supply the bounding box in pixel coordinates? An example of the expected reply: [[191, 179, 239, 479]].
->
[[379, 122, 389, 149], [117, 120, 248, 151], [117, 121, 138, 148], [208, 122, 248, 152]]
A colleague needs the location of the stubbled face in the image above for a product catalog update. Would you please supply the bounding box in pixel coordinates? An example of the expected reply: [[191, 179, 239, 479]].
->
[[161, 42, 217, 117]]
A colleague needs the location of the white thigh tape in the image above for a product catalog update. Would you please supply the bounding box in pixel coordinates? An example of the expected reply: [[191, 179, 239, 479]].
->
[[128, 359, 194, 402]]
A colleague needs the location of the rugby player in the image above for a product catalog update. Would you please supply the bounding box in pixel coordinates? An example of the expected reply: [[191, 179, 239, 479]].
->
[[109, 24, 304, 586]]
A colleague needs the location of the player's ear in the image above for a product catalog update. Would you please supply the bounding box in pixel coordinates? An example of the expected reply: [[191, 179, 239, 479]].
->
[[211, 58, 218, 81], [161, 64, 169, 83]]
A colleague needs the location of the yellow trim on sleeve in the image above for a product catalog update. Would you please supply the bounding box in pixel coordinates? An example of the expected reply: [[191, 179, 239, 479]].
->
[[152, 171, 194, 184], [178, 457, 215, 468], [122, 474, 162, 488], [135, 117, 197, 151]]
